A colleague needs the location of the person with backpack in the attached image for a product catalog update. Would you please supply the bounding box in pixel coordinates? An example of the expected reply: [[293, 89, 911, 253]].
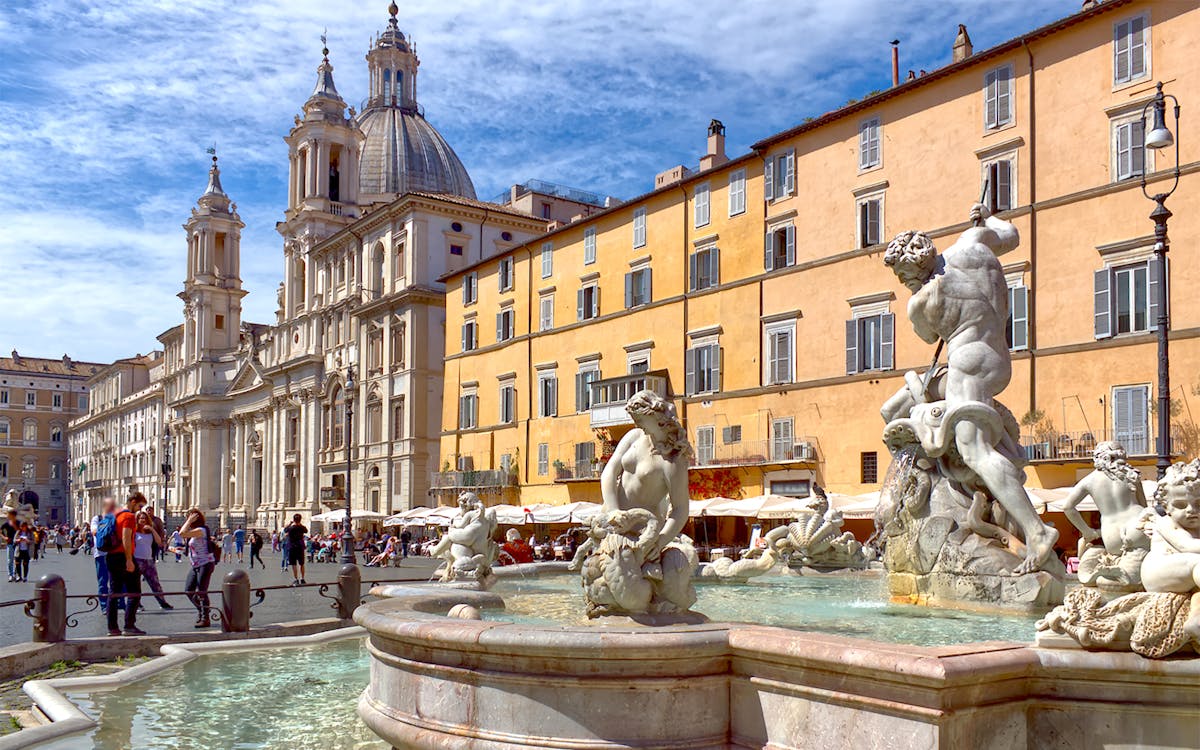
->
[[2, 510, 18, 582], [12, 523, 32, 582], [179, 507, 216, 628], [96, 494, 145, 636], [248, 530, 265, 569], [90, 500, 114, 614], [284, 514, 308, 586]]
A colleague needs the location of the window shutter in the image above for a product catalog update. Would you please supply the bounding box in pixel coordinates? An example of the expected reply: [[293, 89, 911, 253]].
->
[[689, 252, 698, 292], [575, 372, 585, 412], [985, 70, 997, 128], [625, 272, 633, 309], [714, 345, 722, 393], [1131, 120, 1145, 176], [880, 313, 895, 370], [764, 159, 774, 202], [644, 269, 652, 303], [784, 149, 795, 195], [577, 288, 585, 320], [1094, 268, 1112, 339], [496, 313, 503, 342], [859, 123, 870, 169], [845, 319, 859, 374], [1116, 124, 1131, 179], [1130, 17, 1145, 79], [859, 202, 868, 247], [592, 286, 600, 317], [785, 225, 796, 266], [1114, 20, 1131, 83], [1010, 286, 1029, 350], [997, 68, 1011, 124], [996, 160, 1012, 211], [685, 348, 697, 396], [711, 247, 720, 286], [764, 231, 773, 271], [462, 281, 469, 305], [1148, 257, 1165, 331], [550, 378, 558, 417], [460, 324, 467, 351]]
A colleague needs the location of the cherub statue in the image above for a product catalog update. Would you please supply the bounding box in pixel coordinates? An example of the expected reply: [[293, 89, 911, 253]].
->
[[1141, 460, 1200, 640], [430, 492, 498, 587], [580, 508, 660, 617], [1061, 441, 1153, 590]]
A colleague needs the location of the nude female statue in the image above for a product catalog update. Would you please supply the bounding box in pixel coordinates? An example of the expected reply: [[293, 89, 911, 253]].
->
[[882, 202, 1057, 575]]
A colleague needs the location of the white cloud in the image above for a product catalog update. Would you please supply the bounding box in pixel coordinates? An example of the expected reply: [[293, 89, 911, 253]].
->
[[0, 0, 1076, 362]]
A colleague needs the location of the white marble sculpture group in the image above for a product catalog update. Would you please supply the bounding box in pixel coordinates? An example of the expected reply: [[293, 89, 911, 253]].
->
[[876, 202, 1064, 609], [1038, 456, 1200, 657], [431, 491, 499, 589]]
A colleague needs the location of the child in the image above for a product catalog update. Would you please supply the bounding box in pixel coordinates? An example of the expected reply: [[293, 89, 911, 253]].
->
[[1141, 459, 1200, 640]]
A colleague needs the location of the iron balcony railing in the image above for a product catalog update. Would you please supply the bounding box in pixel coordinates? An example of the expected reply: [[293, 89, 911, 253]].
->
[[692, 438, 819, 468], [1018, 430, 1172, 461], [431, 469, 515, 490]]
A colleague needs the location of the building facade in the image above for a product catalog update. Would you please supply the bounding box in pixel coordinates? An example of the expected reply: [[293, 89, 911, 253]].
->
[[439, 0, 1200, 506], [1, 352, 101, 524]]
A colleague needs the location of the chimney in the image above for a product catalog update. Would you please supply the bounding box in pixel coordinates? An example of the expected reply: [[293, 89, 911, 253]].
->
[[700, 119, 728, 171], [952, 24, 973, 62], [891, 40, 900, 86]]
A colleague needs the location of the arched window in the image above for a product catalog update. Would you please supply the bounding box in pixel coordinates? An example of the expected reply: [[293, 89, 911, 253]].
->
[[330, 385, 345, 448], [294, 258, 306, 310], [383, 68, 391, 102], [23, 419, 37, 443], [395, 70, 403, 102], [50, 425, 63, 445], [0, 419, 9, 445], [393, 241, 406, 281], [366, 391, 382, 443], [371, 243, 385, 297]]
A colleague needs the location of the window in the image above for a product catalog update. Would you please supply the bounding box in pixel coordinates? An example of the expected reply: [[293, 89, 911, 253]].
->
[[690, 245, 720, 291], [984, 158, 1014, 212], [25, 391, 35, 407], [50, 426, 62, 445], [390, 323, 406, 367], [628, 354, 650, 374], [984, 65, 1013, 130], [23, 420, 36, 443], [577, 284, 600, 321], [846, 313, 895, 374], [537, 443, 549, 476], [496, 308, 515, 342], [584, 227, 597, 265], [462, 272, 478, 304], [1113, 385, 1151, 455], [764, 224, 795, 271], [52, 393, 62, 408], [728, 169, 746, 216], [538, 373, 558, 418], [499, 383, 516, 424], [575, 368, 601, 412], [765, 324, 794, 386], [694, 182, 710, 228], [857, 196, 882, 248], [215, 314, 225, 330], [1113, 15, 1148, 86], [394, 242, 406, 281], [625, 267, 651, 308], [0, 421, 8, 445], [1114, 118, 1146, 181], [859, 118, 881, 170], [22, 460, 34, 481], [632, 208, 647, 248], [392, 398, 405, 440], [685, 343, 721, 395], [539, 294, 554, 331], [770, 418, 794, 461], [458, 393, 478, 429], [366, 398, 383, 443], [450, 244, 463, 256], [541, 202, 552, 220], [1007, 284, 1029, 351], [461, 320, 478, 352], [498, 258, 514, 292], [79, 395, 87, 410], [763, 149, 795, 201], [860, 451, 879, 484], [722, 425, 742, 444], [574, 441, 596, 477], [0, 390, 7, 405], [1094, 260, 1163, 339], [0, 459, 6, 479], [696, 427, 715, 465], [541, 242, 553, 278]]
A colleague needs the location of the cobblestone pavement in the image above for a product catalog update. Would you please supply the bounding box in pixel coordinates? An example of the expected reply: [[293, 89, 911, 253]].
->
[[0, 549, 441, 645]]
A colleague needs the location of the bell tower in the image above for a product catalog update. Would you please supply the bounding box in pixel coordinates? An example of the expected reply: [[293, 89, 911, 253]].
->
[[365, 2, 419, 113], [181, 154, 246, 363]]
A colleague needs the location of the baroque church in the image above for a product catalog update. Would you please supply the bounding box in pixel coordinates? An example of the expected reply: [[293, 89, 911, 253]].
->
[[75, 5, 558, 530]]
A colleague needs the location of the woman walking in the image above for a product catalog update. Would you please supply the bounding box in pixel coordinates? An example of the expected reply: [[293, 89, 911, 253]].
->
[[179, 508, 216, 628], [13, 523, 32, 582], [249, 530, 265, 569], [134, 511, 173, 610]]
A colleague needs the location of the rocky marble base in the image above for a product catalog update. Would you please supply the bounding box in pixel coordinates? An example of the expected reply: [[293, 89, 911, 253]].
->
[[887, 568, 1064, 613]]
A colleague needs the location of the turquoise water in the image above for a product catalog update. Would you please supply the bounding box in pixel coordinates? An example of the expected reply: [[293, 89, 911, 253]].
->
[[38, 640, 384, 750], [485, 572, 1041, 646]]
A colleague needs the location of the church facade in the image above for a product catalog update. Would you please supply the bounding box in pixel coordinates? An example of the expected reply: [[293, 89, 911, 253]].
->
[[70, 6, 555, 529]]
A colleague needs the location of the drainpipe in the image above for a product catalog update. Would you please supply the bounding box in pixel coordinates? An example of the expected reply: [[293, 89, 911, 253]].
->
[[1022, 39, 1038, 424], [678, 183, 690, 426]]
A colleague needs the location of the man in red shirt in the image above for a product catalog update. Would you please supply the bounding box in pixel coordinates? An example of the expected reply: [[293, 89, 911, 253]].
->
[[106, 493, 146, 636]]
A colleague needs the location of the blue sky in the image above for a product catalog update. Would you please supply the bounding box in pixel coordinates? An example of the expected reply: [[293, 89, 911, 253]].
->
[[0, 0, 1078, 363]]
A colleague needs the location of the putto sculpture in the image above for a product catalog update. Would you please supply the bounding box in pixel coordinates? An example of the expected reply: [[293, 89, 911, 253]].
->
[[877, 201, 1064, 609], [1060, 441, 1153, 592], [430, 491, 499, 589], [576, 390, 700, 619], [762, 487, 869, 570], [1038, 459, 1200, 658]]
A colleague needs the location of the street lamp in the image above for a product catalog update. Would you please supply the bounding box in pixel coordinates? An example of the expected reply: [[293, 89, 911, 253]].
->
[[160, 425, 172, 511], [341, 365, 357, 564], [1140, 82, 1181, 479]]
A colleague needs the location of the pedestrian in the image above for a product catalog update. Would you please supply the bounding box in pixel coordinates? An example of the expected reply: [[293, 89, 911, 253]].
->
[[284, 514, 308, 585], [179, 508, 216, 628], [271, 531, 280, 554], [233, 524, 246, 564], [2, 510, 17, 582], [13, 523, 32, 582], [51, 527, 63, 554], [221, 529, 234, 563], [97, 493, 146, 636], [279, 528, 289, 571], [400, 529, 411, 559], [147, 506, 167, 562], [171, 529, 184, 563], [90, 502, 113, 614], [249, 530, 265, 569], [133, 510, 173, 610]]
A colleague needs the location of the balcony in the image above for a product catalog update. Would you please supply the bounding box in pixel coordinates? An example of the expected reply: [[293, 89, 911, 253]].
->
[[589, 371, 670, 428], [692, 438, 819, 468], [1020, 431, 1168, 462], [431, 469, 516, 492], [553, 459, 601, 482]]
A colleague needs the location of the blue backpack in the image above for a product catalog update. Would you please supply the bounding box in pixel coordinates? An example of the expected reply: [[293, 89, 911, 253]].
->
[[95, 510, 128, 553]]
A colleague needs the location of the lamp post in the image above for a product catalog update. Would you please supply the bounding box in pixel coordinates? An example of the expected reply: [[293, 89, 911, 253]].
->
[[160, 425, 172, 512], [341, 366, 357, 564], [1139, 82, 1181, 479]]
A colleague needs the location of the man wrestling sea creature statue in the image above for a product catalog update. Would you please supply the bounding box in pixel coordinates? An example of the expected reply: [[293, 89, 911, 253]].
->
[[877, 199, 1063, 609], [430, 491, 499, 588]]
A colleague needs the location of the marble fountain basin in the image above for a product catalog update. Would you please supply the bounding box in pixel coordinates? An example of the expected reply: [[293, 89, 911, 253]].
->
[[355, 565, 1199, 750]]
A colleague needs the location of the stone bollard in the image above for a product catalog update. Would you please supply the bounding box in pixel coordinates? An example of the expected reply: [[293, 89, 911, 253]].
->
[[221, 568, 251, 633], [337, 564, 361, 620], [31, 574, 66, 643]]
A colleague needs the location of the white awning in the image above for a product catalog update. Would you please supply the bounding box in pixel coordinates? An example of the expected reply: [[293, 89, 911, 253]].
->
[[706, 494, 796, 518], [311, 509, 388, 523]]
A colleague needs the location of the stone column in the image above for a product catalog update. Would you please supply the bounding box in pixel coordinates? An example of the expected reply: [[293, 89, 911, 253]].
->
[[288, 153, 297, 208], [317, 142, 330, 198], [307, 141, 319, 198]]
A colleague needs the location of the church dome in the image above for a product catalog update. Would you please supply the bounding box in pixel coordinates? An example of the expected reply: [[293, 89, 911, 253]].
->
[[356, 108, 476, 199]]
